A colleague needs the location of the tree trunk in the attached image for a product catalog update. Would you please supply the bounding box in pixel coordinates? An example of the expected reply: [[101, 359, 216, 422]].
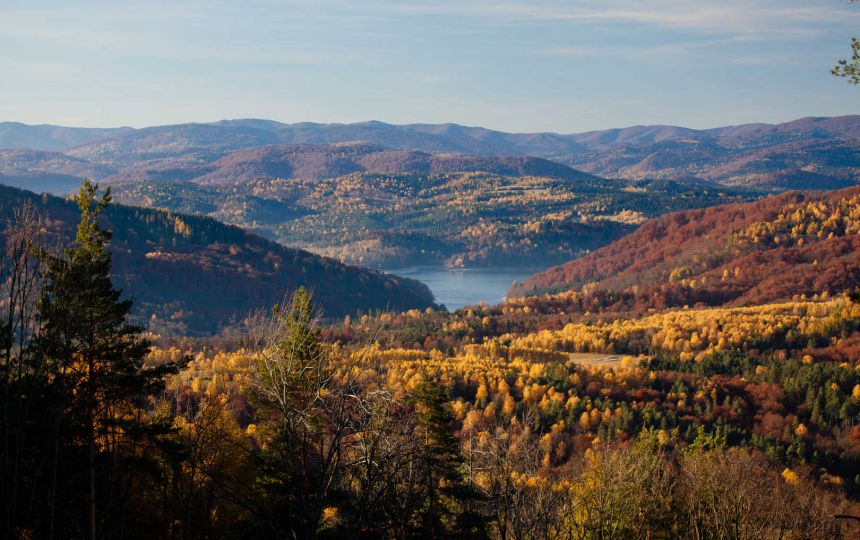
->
[[89, 423, 97, 540], [88, 348, 97, 540]]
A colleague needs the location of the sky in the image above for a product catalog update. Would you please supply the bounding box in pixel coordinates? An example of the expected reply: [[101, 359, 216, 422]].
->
[[1, 0, 859, 133]]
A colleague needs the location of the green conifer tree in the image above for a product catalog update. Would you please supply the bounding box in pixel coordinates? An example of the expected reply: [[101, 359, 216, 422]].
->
[[412, 375, 487, 539], [35, 179, 179, 539]]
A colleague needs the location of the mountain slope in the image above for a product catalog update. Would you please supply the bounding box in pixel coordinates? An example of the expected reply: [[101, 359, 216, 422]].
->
[[707, 116, 860, 147], [105, 142, 599, 185], [66, 123, 283, 168], [566, 138, 860, 189], [111, 172, 753, 268], [510, 186, 860, 312], [0, 185, 436, 335]]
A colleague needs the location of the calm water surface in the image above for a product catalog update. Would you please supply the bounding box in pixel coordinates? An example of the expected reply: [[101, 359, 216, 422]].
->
[[385, 267, 544, 311]]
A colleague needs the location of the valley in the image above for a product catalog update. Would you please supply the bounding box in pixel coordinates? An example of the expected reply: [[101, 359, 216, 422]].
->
[[109, 170, 751, 269], [6, 2, 860, 536], [4, 116, 857, 275], [1, 117, 859, 538], [384, 266, 542, 310]]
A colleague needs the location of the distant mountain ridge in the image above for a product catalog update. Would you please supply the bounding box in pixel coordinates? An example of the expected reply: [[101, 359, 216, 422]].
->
[[3, 115, 857, 154], [566, 137, 860, 190], [0, 122, 132, 151], [2, 115, 858, 191], [0, 149, 118, 193]]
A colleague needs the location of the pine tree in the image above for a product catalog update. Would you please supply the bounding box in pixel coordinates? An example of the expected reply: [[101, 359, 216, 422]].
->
[[412, 375, 486, 539], [35, 180, 180, 539]]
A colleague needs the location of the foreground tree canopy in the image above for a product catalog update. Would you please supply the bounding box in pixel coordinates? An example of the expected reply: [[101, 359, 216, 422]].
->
[[1, 180, 859, 538]]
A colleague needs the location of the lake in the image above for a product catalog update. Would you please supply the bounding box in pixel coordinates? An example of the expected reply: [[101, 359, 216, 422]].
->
[[385, 266, 544, 311]]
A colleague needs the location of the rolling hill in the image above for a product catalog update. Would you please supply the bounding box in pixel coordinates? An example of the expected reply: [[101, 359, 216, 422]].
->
[[2, 116, 857, 192], [510, 186, 860, 314], [110, 172, 753, 269], [98, 143, 755, 270], [104, 142, 600, 185], [565, 138, 860, 189], [0, 185, 437, 335], [1, 137, 754, 270]]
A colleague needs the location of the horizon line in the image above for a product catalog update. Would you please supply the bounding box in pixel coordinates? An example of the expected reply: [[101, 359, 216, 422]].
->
[[2, 113, 858, 137]]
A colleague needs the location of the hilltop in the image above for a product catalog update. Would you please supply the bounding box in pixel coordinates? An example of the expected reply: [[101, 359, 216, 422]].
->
[[0, 185, 436, 335], [104, 142, 599, 185], [511, 186, 860, 313], [567, 137, 860, 189]]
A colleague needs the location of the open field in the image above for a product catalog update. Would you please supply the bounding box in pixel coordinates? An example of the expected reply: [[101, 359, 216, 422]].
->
[[567, 352, 625, 368]]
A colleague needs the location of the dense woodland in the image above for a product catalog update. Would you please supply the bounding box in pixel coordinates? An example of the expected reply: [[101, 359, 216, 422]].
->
[[0, 185, 436, 335], [111, 173, 751, 268], [513, 186, 860, 309], [1, 182, 859, 538]]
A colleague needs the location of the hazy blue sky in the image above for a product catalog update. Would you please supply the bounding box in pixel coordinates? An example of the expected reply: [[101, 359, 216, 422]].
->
[[2, 0, 859, 132]]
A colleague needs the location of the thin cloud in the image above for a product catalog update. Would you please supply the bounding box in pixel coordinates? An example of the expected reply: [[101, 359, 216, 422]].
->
[[1, 0, 856, 131], [313, 0, 860, 36], [530, 39, 735, 60]]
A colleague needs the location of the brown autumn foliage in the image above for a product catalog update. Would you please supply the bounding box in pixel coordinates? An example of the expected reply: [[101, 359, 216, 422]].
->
[[0, 184, 437, 334], [511, 186, 860, 315]]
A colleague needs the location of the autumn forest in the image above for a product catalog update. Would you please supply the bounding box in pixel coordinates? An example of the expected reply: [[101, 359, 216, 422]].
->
[[0, 170, 858, 539], [4, 2, 860, 537]]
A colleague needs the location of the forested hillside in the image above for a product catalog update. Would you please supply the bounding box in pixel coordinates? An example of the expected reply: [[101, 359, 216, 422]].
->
[[566, 138, 860, 190], [104, 142, 598, 184], [111, 174, 751, 268], [3, 179, 859, 540], [511, 187, 860, 314], [6, 0, 860, 536], [0, 185, 436, 334], [134, 290, 860, 538]]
